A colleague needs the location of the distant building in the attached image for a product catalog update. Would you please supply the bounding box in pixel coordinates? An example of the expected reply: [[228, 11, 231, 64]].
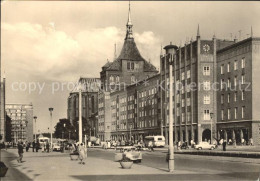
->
[[0, 77, 6, 141], [67, 77, 100, 136], [5, 103, 33, 143], [216, 36, 260, 145]]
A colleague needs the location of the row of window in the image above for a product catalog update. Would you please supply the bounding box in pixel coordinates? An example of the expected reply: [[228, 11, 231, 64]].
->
[[139, 87, 157, 98], [220, 74, 245, 89], [221, 91, 245, 104], [139, 109, 156, 117], [221, 106, 245, 120], [220, 57, 245, 74]]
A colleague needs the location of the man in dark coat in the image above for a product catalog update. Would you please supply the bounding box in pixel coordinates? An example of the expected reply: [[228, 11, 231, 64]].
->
[[32, 141, 36, 152], [223, 140, 227, 151], [17, 141, 24, 163]]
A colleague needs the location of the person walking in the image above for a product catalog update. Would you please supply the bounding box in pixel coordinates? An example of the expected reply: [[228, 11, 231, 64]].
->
[[78, 143, 87, 164], [32, 141, 36, 152], [17, 141, 24, 163], [223, 140, 227, 151], [36, 140, 40, 152], [46, 141, 50, 153], [148, 141, 154, 152], [26, 142, 30, 152]]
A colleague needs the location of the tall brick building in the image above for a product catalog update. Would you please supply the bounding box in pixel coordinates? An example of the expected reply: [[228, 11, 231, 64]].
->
[[217, 36, 260, 145], [160, 27, 235, 144]]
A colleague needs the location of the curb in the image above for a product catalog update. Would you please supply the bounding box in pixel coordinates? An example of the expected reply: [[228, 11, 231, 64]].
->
[[175, 151, 260, 158]]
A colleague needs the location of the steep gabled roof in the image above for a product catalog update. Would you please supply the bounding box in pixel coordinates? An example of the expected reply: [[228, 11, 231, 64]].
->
[[116, 39, 146, 62]]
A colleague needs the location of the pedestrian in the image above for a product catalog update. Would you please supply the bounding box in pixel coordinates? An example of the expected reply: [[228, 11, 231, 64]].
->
[[26, 142, 30, 152], [32, 141, 36, 152], [17, 141, 24, 163], [250, 138, 254, 146], [148, 141, 154, 152], [46, 141, 50, 153], [36, 140, 40, 152], [78, 143, 87, 164], [241, 138, 245, 145], [223, 140, 227, 151]]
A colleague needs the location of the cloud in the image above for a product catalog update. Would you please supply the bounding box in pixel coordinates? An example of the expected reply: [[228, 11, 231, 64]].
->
[[2, 22, 162, 82]]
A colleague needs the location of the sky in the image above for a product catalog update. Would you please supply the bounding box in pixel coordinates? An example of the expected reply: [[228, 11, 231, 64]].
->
[[1, 1, 260, 133]]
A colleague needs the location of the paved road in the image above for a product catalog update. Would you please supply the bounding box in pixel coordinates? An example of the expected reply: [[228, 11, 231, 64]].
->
[[91, 148, 260, 180], [1, 148, 260, 180]]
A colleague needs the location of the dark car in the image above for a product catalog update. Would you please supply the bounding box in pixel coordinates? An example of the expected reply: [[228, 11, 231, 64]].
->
[[180, 142, 189, 149]]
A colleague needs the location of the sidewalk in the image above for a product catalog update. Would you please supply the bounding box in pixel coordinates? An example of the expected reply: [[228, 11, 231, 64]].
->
[[2, 149, 196, 181]]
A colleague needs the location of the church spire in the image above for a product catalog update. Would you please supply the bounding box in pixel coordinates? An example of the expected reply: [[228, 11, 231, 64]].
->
[[251, 26, 253, 37], [125, 1, 134, 39], [197, 24, 200, 37]]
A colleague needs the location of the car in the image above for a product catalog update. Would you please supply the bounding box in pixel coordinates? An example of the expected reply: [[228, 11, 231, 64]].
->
[[194, 142, 216, 150], [52, 143, 61, 151], [114, 146, 142, 163]]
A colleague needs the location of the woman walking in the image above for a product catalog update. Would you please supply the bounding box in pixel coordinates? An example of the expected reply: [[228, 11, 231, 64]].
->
[[17, 141, 24, 163], [78, 143, 87, 164]]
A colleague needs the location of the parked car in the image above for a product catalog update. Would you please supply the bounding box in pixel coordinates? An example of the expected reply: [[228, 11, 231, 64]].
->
[[114, 146, 142, 163], [52, 143, 61, 151], [194, 142, 216, 150]]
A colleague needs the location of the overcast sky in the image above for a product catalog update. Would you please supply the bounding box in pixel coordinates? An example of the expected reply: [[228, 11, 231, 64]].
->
[[2, 1, 260, 133]]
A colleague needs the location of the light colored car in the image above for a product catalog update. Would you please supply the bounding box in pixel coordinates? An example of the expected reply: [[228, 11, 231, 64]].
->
[[194, 142, 216, 150], [114, 146, 142, 163], [52, 143, 61, 151]]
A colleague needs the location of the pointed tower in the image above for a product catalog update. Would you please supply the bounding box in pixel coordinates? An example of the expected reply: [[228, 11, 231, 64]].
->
[[197, 24, 200, 38], [126, 1, 133, 40], [251, 26, 253, 37]]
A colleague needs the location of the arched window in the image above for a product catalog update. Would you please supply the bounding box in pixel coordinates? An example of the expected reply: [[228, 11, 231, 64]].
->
[[116, 76, 120, 83], [131, 75, 135, 83], [109, 75, 114, 83]]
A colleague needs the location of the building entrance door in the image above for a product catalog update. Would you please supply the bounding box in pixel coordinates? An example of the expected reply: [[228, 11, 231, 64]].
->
[[202, 129, 211, 142]]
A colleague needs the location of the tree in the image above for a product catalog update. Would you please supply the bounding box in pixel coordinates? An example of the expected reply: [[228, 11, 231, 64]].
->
[[54, 118, 76, 140]]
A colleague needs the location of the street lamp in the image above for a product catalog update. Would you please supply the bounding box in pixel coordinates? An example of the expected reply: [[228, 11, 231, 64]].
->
[[165, 43, 178, 172], [210, 113, 214, 144], [33, 116, 37, 141], [49, 107, 54, 148]]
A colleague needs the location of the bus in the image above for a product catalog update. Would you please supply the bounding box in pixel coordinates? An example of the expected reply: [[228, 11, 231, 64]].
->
[[144, 136, 165, 147], [38, 137, 50, 148]]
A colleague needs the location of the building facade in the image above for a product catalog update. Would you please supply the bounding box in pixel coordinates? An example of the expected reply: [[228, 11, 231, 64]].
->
[[217, 37, 260, 145], [160, 28, 235, 144], [0, 78, 6, 141], [5, 103, 33, 143], [98, 4, 158, 141], [67, 77, 100, 137]]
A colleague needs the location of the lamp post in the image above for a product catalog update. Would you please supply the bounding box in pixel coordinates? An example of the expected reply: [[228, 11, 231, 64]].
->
[[49, 107, 54, 148], [33, 116, 37, 141], [168, 53, 175, 172], [78, 84, 83, 143], [210, 113, 214, 144], [93, 127, 96, 137]]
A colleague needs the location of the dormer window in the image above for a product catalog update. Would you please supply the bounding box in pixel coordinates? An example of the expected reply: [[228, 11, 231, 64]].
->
[[127, 61, 135, 70]]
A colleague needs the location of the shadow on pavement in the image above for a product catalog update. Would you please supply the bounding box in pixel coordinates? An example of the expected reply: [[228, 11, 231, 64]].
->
[[1, 150, 33, 181]]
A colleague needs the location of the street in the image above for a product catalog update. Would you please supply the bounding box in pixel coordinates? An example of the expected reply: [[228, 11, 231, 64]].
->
[[1, 148, 260, 181]]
